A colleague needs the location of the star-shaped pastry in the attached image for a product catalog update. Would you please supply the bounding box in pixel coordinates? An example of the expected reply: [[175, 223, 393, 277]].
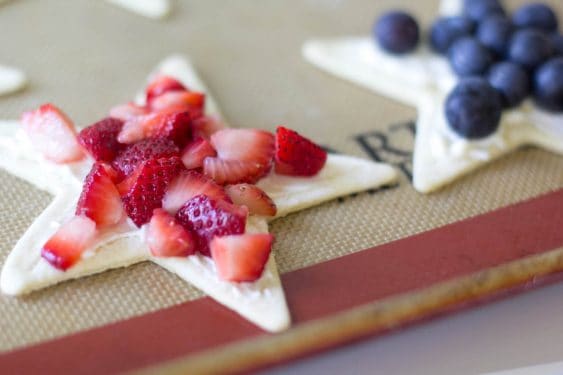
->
[[0, 55, 398, 331], [0, 64, 26, 97], [302, 0, 563, 193]]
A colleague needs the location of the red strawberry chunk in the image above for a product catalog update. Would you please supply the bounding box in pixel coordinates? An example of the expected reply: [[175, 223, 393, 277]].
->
[[192, 115, 225, 139], [225, 184, 277, 217], [145, 75, 187, 105], [210, 128, 274, 165], [41, 215, 97, 271], [109, 102, 148, 122], [20, 103, 85, 164], [203, 157, 266, 185], [121, 156, 184, 227], [147, 209, 197, 257], [77, 117, 124, 162], [181, 137, 217, 170], [76, 163, 124, 227], [162, 170, 229, 215], [210, 233, 273, 282], [274, 126, 327, 176], [118, 111, 192, 147], [112, 138, 179, 180], [150, 91, 205, 119], [175, 194, 247, 256]]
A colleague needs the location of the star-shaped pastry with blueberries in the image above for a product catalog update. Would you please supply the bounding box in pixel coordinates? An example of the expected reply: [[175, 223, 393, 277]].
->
[[303, 0, 563, 193], [0, 55, 397, 332]]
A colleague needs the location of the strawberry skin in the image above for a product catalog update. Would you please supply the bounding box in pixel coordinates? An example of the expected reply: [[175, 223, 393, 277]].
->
[[274, 126, 327, 176], [175, 194, 247, 256], [162, 170, 229, 215], [121, 156, 184, 227], [76, 163, 124, 227], [147, 209, 197, 257], [145, 75, 186, 105], [20, 103, 85, 163], [41, 215, 97, 271], [225, 184, 277, 216], [181, 137, 217, 170], [210, 233, 273, 282], [112, 138, 179, 180], [77, 117, 124, 162]]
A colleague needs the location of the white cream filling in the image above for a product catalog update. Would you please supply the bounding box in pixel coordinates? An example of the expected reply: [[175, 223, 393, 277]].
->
[[104, 0, 170, 19], [0, 64, 26, 96]]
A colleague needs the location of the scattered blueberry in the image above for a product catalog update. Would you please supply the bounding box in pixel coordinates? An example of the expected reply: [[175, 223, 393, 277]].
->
[[488, 62, 530, 108], [374, 11, 420, 54], [512, 3, 558, 33], [508, 29, 553, 71], [448, 37, 493, 76], [533, 57, 563, 112], [463, 0, 505, 22], [552, 34, 563, 56], [446, 77, 502, 139], [430, 16, 475, 54], [477, 15, 512, 57]]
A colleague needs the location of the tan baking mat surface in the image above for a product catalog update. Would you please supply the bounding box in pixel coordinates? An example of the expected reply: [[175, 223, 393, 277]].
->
[[0, 0, 561, 351]]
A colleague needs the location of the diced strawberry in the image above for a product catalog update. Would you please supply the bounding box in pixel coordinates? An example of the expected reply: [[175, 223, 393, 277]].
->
[[121, 156, 184, 227], [118, 111, 191, 147], [203, 158, 266, 185], [20, 103, 85, 163], [210, 233, 273, 282], [149, 91, 205, 119], [145, 75, 186, 105], [162, 170, 229, 214], [192, 115, 225, 139], [274, 126, 327, 176], [146, 209, 197, 257], [181, 137, 216, 170], [41, 215, 97, 271], [176, 194, 247, 256], [109, 102, 148, 122], [77, 117, 124, 162], [225, 184, 277, 217], [76, 163, 124, 227], [112, 138, 179, 180]]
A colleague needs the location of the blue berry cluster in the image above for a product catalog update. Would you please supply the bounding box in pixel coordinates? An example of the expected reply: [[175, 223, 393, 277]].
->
[[374, 1, 563, 140]]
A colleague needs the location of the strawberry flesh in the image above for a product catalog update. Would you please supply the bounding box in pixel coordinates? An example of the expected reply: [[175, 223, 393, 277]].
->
[[121, 156, 184, 227], [225, 184, 277, 216], [274, 126, 327, 176], [41, 215, 97, 271], [147, 209, 197, 257], [210, 233, 273, 282], [77, 117, 124, 162], [175, 194, 247, 256], [192, 115, 225, 139], [150, 91, 205, 119], [145, 75, 187, 105], [109, 103, 148, 122], [181, 137, 217, 170], [203, 157, 265, 185], [112, 137, 179, 180]]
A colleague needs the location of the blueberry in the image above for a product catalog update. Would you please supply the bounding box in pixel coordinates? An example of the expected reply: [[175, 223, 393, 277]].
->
[[488, 62, 530, 108], [508, 29, 553, 71], [463, 0, 505, 22], [552, 34, 563, 56], [476, 15, 512, 57], [448, 37, 493, 76], [374, 11, 420, 54], [429, 16, 475, 54], [512, 3, 558, 33], [445, 77, 502, 139], [533, 57, 563, 112]]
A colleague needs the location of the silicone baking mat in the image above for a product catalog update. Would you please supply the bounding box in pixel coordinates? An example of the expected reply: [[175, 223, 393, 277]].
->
[[0, 0, 561, 373]]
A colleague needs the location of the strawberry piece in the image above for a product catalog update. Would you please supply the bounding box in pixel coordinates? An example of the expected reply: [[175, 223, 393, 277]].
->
[[41, 215, 97, 271], [162, 170, 229, 214], [192, 115, 225, 139], [77, 117, 124, 162], [181, 137, 217, 170], [274, 126, 327, 176], [145, 75, 186, 105], [20, 103, 85, 163], [175, 194, 247, 256], [203, 158, 265, 185], [225, 184, 277, 217], [121, 156, 184, 227], [76, 163, 124, 227], [118, 111, 191, 147], [210, 233, 273, 282], [112, 138, 179, 180], [147, 209, 197, 257], [150, 91, 205, 119], [109, 103, 148, 122]]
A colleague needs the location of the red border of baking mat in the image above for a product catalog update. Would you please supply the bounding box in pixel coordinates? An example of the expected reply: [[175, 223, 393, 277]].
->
[[1, 188, 562, 374]]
